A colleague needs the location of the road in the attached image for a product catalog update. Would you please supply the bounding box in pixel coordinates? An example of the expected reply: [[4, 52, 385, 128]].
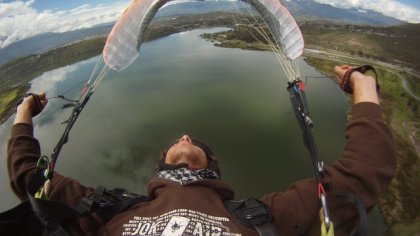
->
[[304, 48, 420, 102], [401, 76, 420, 102]]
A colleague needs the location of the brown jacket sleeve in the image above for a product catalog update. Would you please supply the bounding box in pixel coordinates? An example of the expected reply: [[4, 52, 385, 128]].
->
[[7, 123, 94, 203], [7, 123, 100, 234], [261, 102, 396, 235]]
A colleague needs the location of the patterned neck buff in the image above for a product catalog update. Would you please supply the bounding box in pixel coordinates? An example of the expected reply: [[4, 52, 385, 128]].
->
[[156, 167, 220, 185]]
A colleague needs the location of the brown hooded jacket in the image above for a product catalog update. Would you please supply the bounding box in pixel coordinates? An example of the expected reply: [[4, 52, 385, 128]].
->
[[7, 102, 396, 235]]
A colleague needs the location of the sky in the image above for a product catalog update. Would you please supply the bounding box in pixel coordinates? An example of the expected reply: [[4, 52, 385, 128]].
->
[[0, 0, 420, 49]]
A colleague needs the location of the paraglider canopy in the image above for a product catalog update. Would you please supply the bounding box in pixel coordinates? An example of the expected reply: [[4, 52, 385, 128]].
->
[[103, 0, 304, 74]]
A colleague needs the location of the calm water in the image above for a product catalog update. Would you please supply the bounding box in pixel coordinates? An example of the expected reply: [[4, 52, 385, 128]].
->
[[0, 28, 385, 234]]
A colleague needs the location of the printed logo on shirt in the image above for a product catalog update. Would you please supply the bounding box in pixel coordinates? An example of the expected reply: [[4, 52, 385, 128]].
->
[[122, 209, 241, 236]]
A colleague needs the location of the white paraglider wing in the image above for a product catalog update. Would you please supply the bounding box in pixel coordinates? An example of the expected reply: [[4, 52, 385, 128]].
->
[[103, 0, 169, 71], [103, 0, 304, 77], [245, 0, 304, 60], [244, 0, 304, 81]]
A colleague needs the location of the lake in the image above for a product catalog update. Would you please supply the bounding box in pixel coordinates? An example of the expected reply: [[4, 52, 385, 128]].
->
[[0, 28, 385, 234]]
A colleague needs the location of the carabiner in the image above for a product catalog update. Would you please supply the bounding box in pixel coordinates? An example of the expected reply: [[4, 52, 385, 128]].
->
[[320, 193, 331, 229], [318, 182, 331, 230], [36, 155, 51, 178]]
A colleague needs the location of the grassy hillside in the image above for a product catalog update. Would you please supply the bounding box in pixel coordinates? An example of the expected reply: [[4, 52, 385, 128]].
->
[[301, 22, 420, 72], [202, 21, 420, 99], [0, 37, 106, 86], [203, 20, 420, 74]]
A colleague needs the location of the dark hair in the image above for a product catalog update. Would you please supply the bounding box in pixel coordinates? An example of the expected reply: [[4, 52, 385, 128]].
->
[[156, 137, 221, 176]]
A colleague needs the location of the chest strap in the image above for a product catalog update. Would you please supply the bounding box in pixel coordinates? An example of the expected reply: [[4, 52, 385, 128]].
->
[[225, 198, 279, 236]]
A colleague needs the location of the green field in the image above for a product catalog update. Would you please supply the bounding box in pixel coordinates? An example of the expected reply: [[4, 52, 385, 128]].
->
[[301, 22, 420, 72], [0, 89, 18, 115]]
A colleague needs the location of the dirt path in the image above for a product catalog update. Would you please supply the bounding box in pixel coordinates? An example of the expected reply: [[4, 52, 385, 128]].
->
[[403, 121, 420, 157]]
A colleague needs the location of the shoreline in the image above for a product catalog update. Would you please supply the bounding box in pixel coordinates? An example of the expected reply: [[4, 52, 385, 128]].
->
[[1, 19, 419, 235], [0, 84, 30, 124]]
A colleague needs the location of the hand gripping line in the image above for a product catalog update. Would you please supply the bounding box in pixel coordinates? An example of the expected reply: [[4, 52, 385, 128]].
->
[[340, 65, 380, 94]]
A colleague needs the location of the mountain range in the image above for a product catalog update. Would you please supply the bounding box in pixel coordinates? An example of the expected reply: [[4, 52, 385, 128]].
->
[[0, 0, 407, 66]]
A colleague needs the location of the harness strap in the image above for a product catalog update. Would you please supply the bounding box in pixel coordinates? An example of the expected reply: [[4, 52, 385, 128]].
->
[[26, 172, 79, 235], [89, 187, 149, 222], [225, 198, 279, 236], [334, 191, 368, 236], [287, 80, 322, 182], [287, 79, 334, 231], [23, 176, 148, 236], [0, 201, 45, 236]]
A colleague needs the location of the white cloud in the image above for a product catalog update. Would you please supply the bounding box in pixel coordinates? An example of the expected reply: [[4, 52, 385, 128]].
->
[[313, 0, 420, 23], [30, 62, 80, 94], [0, 0, 130, 48]]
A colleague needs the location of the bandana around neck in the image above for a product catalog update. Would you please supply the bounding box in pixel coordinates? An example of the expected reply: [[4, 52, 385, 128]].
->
[[156, 167, 220, 185]]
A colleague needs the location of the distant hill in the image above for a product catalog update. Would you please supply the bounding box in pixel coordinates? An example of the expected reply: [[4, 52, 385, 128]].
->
[[0, 24, 113, 66], [0, 0, 406, 66], [156, 1, 251, 17], [283, 0, 404, 26], [157, 0, 405, 26]]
